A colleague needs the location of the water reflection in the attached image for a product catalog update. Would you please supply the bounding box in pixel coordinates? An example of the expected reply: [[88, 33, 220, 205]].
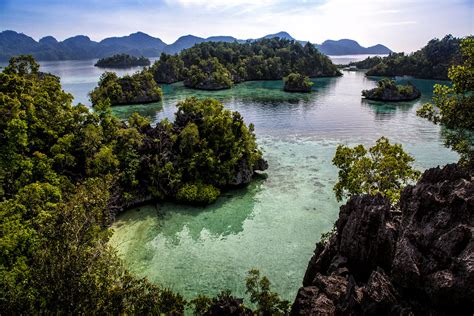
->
[[361, 98, 418, 120]]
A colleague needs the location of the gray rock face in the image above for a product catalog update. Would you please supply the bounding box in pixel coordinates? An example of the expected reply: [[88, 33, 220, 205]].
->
[[292, 163, 474, 315]]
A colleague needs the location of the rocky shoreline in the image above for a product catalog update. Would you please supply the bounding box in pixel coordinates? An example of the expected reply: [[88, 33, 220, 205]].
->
[[292, 162, 473, 315]]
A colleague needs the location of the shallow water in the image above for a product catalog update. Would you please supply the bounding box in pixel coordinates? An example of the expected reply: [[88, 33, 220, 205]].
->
[[11, 58, 458, 301], [108, 71, 458, 302]]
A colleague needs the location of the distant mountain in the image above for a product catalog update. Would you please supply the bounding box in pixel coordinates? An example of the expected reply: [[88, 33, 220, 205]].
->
[[0, 30, 392, 61], [262, 31, 295, 41], [164, 35, 207, 54], [100, 32, 167, 56], [315, 39, 391, 55]]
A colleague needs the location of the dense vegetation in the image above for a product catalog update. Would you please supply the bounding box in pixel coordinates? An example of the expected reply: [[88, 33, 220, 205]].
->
[[183, 57, 233, 90], [332, 137, 420, 204], [89, 71, 162, 106], [0, 55, 269, 313], [350, 35, 464, 80], [95, 53, 150, 68], [151, 38, 341, 89], [0, 55, 186, 313], [150, 53, 185, 83], [362, 78, 421, 101], [190, 269, 290, 315], [417, 38, 474, 164], [283, 73, 313, 92]]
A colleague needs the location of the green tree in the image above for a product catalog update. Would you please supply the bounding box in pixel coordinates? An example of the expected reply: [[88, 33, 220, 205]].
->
[[95, 53, 150, 68], [283, 73, 313, 92], [90, 70, 162, 106], [245, 269, 290, 316], [417, 37, 474, 163], [332, 137, 420, 204]]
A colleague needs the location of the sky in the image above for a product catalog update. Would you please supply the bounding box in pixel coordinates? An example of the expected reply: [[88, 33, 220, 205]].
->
[[0, 0, 473, 52]]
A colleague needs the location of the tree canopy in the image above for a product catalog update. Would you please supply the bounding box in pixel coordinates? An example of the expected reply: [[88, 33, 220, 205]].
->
[[0, 55, 268, 313], [350, 35, 463, 80], [283, 73, 313, 92], [95, 53, 151, 68], [417, 37, 474, 164], [90, 70, 163, 106], [332, 137, 420, 204], [362, 78, 421, 101], [150, 38, 341, 89]]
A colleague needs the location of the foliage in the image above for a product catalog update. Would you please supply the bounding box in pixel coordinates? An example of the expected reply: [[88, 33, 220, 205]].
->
[[184, 57, 233, 90], [189, 270, 289, 316], [0, 55, 267, 313], [151, 53, 186, 83], [417, 37, 474, 164], [176, 182, 220, 204], [347, 56, 383, 70], [316, 227, 336, 249], [362, 78, 420, 101], [151, 38, 341, 89], [283, 73, 313, 92], [245, 269, 291, 315], [353, 35, 463, 79], [89, 70, 163, 106], [95, 53, 150, 68], [332, 137, 420, 204]]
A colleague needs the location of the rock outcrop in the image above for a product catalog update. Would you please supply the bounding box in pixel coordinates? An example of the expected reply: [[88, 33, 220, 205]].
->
[[292, 163, 473, 315]]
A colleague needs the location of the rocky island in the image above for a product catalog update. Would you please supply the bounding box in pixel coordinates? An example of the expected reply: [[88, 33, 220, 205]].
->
[[89, 70, 162, 106], [362, 79, 421, 101], [283, 73, 313, 92], [292, 162, 473, 315], [151, 38, 341, 90], [94, 53, 150, 68]]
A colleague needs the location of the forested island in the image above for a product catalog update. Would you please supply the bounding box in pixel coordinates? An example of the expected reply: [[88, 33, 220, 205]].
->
[[348, 35, 463, 80], [150, 38, 341, 90], [90, 71, 163, 106], [283, 73, 313, 92], [362, 79, 421, 101], [95, 53, 150, 68]]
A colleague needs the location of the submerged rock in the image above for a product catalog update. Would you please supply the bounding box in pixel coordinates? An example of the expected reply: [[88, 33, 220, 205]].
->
[[292, 162, 474, 315], [362, 79, 421, 101]]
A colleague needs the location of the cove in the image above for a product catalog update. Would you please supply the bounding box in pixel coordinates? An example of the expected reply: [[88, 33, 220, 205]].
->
[[108, 71, 458, 301]]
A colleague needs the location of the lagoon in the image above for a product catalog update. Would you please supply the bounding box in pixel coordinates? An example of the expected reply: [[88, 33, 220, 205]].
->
[[29, 57, 458, 301]]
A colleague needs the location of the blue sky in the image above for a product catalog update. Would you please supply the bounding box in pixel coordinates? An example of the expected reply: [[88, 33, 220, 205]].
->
[[0, 0, 472, 51]]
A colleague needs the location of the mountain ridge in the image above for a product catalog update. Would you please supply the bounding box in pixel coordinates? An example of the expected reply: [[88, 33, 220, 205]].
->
[[0, 30, 392, 61]]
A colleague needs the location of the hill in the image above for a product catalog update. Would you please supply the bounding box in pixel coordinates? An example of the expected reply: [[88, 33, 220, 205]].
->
[[0, 30, 392, 61]]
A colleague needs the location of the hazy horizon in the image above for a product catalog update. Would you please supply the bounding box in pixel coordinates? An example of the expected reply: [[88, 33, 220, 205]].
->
[[1, 0, 473, 53]]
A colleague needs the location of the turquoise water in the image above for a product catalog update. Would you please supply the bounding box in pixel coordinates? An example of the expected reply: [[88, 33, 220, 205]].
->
[[108, 71, 458, 302], [18, 59, 458, 302]]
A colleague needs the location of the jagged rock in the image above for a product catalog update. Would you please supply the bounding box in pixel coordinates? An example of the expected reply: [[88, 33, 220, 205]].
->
[[292, 163, 474, 315]]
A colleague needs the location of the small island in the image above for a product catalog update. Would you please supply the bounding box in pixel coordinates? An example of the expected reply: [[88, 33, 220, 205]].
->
[[89, 71, 162, 106], [362, 78, 421, 101], [283, 73, 313, 92], [95, 54, 151, 68]]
